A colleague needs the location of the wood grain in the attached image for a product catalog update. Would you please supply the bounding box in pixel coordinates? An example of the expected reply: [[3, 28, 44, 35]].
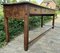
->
[[3, 5, 26, 19]]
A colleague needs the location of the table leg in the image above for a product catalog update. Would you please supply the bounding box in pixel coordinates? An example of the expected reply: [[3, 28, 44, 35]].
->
[[52, 15, 55, 29], [24, 15, 29, 51], [4, 17, 10, 42], [41, 16, 43, 27]]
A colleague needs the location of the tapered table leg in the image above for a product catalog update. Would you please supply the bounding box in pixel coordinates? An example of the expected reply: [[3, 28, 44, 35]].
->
[[52, 15, 55, 29], [41, 16, 43, 27], [4, 17, 10, 42], [24, 15, 29, 51]]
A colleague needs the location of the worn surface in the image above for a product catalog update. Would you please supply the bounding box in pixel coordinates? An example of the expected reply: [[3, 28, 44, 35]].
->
[[0, 15, 60, 53], [3, 5, 26, 19], [3, 2, 55, 19]]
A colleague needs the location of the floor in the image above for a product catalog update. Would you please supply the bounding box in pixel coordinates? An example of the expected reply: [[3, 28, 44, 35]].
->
[[0, 15, 60, 53]]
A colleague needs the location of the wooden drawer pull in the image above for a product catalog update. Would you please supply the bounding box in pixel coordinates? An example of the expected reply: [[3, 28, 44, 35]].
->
[[34, 9, 37, 11]]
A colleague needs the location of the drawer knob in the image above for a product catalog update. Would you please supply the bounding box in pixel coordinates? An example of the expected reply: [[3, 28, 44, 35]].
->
[[34, 9, 37, 11]]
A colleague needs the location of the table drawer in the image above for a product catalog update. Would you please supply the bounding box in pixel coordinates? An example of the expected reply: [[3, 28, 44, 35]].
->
[[30, 6, 41, 14], [41, 9, 55, 14]]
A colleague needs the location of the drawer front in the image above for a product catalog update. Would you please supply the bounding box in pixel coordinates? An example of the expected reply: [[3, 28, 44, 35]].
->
[[41, 9, 55, 14], [30, 6, 41, 14]]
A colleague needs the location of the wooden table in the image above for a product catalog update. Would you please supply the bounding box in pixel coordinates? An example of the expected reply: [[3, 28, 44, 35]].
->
[[2, 2, 56, 51]]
